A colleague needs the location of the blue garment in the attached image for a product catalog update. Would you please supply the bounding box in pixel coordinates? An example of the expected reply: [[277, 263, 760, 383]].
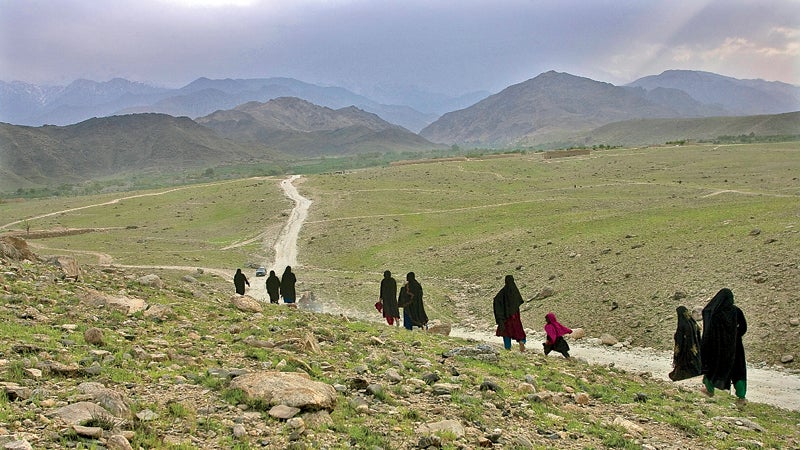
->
[[403, 309, 413, 330], [502, 336, 527, 350]]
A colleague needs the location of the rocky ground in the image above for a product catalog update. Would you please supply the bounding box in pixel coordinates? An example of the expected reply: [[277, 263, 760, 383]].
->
[[1, 237, 799, 449]]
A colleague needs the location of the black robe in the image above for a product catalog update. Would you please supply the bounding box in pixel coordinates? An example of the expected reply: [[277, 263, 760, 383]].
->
[[669, 306, 702, 381], [701, 288, 747, 389], [493, 279, 523, 329], [380, 275, 399, 318], [266, 273, 281, 303], [280, 269, 297, 300], [233, 270, 249, 295], [399, 279, 428, 327]]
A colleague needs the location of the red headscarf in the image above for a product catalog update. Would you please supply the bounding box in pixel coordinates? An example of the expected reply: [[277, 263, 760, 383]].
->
[[544, 312, 572, 343]]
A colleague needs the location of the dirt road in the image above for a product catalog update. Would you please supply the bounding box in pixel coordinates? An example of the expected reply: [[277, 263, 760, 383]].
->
[[272, 176, 800, 411], [247, 175, 312, 302], [12, 175, 800, 411]]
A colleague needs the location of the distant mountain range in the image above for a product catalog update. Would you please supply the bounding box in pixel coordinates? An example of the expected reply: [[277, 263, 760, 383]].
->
[[1, 69, 798, 192], [0, 99, 439, 191], [0, 77, 488, 132], [196, 97, 434, 156], [420, 70, 800, 147]]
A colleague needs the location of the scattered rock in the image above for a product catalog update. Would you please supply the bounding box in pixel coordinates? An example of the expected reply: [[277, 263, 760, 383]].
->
[[48, 255, 81, 280], [80, 288, 147, 315], [230, 371, 337, 411], [533, 286, 555, 300], [269, 405, 301, 420], [417, 419, 465, 438], [84, 327, 104, 346], [600, 334, 619, 346], [230, 295, 263, 313], [0, 236, 37, 261], [137, 274, 164, 289], [426, 319, 451, 336], [780, 354, 794, 364]]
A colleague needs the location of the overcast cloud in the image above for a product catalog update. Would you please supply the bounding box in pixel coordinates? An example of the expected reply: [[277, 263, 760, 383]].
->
[[1, 0, 798, 96]]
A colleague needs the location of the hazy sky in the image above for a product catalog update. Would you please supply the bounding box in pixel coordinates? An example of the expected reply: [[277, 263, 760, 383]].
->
[[1, 0, 798, 95]]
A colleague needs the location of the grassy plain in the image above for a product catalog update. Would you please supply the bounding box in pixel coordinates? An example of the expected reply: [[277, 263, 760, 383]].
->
[[1, 142, 798, 364], [297, 142, 800, 364]]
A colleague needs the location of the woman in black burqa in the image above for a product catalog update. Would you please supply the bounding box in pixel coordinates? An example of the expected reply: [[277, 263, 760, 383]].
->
[[701, 288, 747, 402], [379, 270, 400, 326], [398, 272, 428, 330], [493, 275, 527, 352], [233, 268, 249, 295], [280, 266, 297, 304], [265, 270, 281, 304], [669, 305, 702, 381]]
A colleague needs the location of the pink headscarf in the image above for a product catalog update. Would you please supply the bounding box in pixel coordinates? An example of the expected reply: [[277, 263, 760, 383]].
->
[[544, 312, 572, 343]]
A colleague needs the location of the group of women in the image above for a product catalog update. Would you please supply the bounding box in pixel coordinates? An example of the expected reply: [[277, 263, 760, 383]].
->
[[233, 265, 297, 304], [250, 265, 748, 403], [378, 270, 428, 330], [671, 287, 748, 403]]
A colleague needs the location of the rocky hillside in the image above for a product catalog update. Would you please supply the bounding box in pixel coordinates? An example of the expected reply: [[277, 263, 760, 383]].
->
[[197, 97, 438, 156], [1, 236, 799, 449]]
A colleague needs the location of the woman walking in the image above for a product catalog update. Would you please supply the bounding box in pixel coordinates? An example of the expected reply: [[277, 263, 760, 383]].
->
[[701, 288, 747, 405], [265, 270, 281, 304], [493, 275, 527, 352], [280, 266, 297, 304], [233, 268, 249, 295], [379, 270, 400, 326], [543, 312, 572, 358], [668, 305, 702, 381]]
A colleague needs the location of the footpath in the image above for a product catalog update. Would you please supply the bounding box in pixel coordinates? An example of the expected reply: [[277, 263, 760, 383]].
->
[[271, 175, 800, 411]]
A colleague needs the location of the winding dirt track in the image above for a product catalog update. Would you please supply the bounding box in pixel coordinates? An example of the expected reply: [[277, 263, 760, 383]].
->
[[8, 175, 800, 410], [272, 176, 800, 411]]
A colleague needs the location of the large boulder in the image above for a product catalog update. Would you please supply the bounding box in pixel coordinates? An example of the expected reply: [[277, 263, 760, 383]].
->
[[80, 288, 147, 315], [231, 295, 263, 313], [48, 256, 81, 280], [230, 371, 337, 411], [0, 236, 36, 261]]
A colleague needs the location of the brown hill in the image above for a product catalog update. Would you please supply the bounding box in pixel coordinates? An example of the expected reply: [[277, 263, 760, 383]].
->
[[0, 113, 274, 188], [580, 111, 800, 147], [197, 97, 438, 156], [419, 71, 723, 147]]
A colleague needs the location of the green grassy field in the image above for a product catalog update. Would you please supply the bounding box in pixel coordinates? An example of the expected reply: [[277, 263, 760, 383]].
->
[[2, 142, 798, 364]]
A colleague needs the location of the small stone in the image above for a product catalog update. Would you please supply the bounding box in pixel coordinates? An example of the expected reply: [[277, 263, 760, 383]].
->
[[106, 434, 134, 450], [269, 405, 301, 420], [84, 327, 104, 346], [780, 354, 794, 364], [575, 392, 590, 405]]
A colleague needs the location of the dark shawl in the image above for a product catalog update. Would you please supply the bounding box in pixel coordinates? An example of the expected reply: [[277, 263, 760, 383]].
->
[[493, 275, 526, 340], [701, 288, 747, 389], [233, 269, 249, 295], [266, 271, 281, 301], [280, 266, 297, 299], [400, 273, 428, 327], [669, 306, 702, 381], [493, 275, 523, 327], [380, 272, 399, 319]]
